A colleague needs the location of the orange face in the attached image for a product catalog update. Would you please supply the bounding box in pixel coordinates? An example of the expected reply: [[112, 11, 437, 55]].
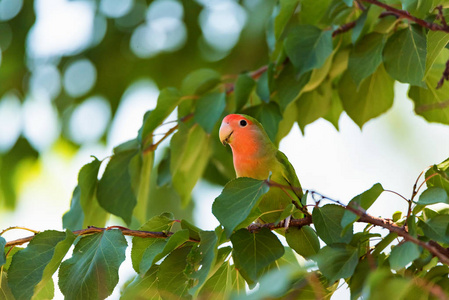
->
[[219, 114, 254, 146], [219, 114, 270, 178]]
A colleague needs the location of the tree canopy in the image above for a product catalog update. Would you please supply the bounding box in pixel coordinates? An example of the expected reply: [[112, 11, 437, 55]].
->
[[1, 0, 449, 299]]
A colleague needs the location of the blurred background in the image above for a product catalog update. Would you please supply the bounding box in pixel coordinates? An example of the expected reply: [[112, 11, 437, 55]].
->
[[0, 0, 449, 298]]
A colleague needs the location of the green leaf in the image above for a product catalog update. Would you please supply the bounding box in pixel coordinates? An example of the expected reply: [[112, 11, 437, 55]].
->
[[323, 90, 343, 130], [313, 204, 353, 245], [401, 0, 434, 18], [296, 79, 332, 131], [194, 92, 226, 133], [139, 229, 189, 276], [419, 215, 449, 243], [302, 47, 335, 93], [383, 25, 426, 86], [329, 48, 349, 80], [284, 25, 333, 76], [97, 149, 138, 225], [298, 0, 331, 26], [198, 261, 245, 299], [59, 229, 128, 300], [231, 228, 285, 285], [0, 273, 14, 300], [348, 33, 386, 87], [141, 88, 182, 144], [181, 69, 221, 96], [188, 231, 218, 295], [157, 246, 192, 299], [409, 53, 449, 125], [275, 103, 297, 145], [286, 226, 320, 258], [170, 124, 212, 205], [274, 0, 300, 40], [234, 266, 304, 300], [407, 216, 418, 237], [348, 259, 370, 300], [2, 247, 22, 272], [242, 102, 283, 143], [339, 64, 394, 128], [426, 31, 449, 77], [363, 270, 411, 299], [351, 10, 367, 44], [121, 265, 161, 300], [181, 219, 201, 241], [212, 178, 269, 237], [32, 279, 54, 300], [0, 237, 5, 267], [256, 71, 270, 102], [341, 183, 384, 230], [78, 158, 108, 228], [234, 74, 256, 111], [275, 64, 311, 111], [425, 158, 449, 194], [62, 186, 84, 231], [372, 232, 398, 257], [131, 213, 174, 273], [389, 241, 421, 270], [275, 203, 296, 225], [418, 187, 449, 205], [8, 230, 75, 300], [315, 245, 358, 283], [156, 150, 172, 187]]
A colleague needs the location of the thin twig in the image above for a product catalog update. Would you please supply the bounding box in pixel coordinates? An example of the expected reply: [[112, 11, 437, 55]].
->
[[416, 173, 439, 196], [436, 60, 449, 89], [225, 65, 269, 95], [0, 226, 39, 236], [383, 189, 409, 203], [332, 21, 357, 37], [143, 113, 194, 154]]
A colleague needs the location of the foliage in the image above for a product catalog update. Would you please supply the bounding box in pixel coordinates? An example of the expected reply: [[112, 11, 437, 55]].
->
[[1, 0, 449, 299]]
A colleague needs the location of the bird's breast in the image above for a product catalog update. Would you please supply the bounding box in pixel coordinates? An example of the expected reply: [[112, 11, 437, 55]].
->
[[233, 154, 271, 180]]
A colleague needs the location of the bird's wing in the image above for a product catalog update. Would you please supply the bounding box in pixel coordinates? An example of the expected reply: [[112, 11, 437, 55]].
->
[[275, 150, 303, 202]]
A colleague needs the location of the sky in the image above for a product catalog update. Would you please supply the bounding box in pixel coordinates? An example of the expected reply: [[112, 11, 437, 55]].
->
[[1, 0, 449, 299]]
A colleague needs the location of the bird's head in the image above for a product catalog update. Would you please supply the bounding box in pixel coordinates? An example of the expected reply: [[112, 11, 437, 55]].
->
[[219, 114, 260, 147]]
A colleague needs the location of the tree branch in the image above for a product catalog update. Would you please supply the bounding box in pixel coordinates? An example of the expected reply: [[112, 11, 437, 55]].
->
[[361, 0, 449, 33], [346, 205, 449, 265], [5, 200, 449, 266], [4, 226, 183, 248]]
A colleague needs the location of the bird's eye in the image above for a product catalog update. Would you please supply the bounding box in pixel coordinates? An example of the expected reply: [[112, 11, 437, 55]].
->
[[239, 120, 247, 127]]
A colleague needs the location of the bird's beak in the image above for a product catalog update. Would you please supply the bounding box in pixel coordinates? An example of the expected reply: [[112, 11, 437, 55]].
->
[[219, 122, 233, 146]]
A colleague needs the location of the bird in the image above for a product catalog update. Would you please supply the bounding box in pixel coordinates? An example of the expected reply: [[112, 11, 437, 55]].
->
[[219, 114, 306, 224]]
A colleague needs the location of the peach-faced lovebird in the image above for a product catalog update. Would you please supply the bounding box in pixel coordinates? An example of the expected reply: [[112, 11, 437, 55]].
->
[[219, 114, 304, 223]]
